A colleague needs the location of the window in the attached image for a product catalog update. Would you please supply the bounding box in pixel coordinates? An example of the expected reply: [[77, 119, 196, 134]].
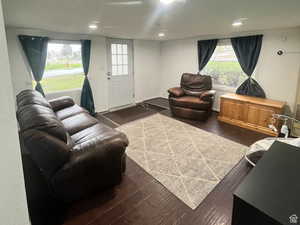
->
[[33, 41, 84, 93], [111, 44, 129, 76], [201, 40, 248, 89]]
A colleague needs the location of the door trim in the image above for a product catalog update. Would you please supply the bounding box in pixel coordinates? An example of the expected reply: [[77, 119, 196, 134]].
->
[[106, 38, 135, 110]]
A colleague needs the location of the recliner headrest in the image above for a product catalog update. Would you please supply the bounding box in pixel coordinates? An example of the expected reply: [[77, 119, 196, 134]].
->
[[180, 73, 212, 96]]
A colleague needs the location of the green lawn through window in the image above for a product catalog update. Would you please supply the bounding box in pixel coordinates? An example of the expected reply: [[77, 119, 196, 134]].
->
[[45, 63, 82, 71], [33, 73, 85, 93], [203, 61, 247, 87]]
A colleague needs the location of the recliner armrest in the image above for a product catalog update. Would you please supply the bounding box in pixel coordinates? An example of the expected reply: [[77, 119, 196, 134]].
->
[[168, 87, 185, 97], [200, 90, 216, 102], [49, 96, 75, 112]]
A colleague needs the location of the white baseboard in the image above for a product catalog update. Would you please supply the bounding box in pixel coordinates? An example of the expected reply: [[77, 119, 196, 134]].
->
[[108, 103, 137, 112], [135, 96, 162, 104]]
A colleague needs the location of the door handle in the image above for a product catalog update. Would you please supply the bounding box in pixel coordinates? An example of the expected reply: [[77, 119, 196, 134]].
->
[[107, 72, 111, 80]]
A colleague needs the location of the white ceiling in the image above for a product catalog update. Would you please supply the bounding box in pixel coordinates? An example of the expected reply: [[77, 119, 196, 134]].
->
[[3, 0, 300, 40]]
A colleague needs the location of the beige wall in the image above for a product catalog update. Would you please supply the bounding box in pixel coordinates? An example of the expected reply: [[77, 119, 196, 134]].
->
[[6, 28, 161, 111], [133, 40, 161, 102], [6, 26, 300, 113], [0, 1, 30, 224], [160, 27, 300, 112]]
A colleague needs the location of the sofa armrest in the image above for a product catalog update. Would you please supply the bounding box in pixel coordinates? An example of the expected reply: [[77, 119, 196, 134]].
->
[[22, 129, 71, 178], [200, 90, 216, 102], [72, 133, 128, 156], [49, 96, 75, 112], [51, 133, 128, 202], [168, 87, 185, 97]]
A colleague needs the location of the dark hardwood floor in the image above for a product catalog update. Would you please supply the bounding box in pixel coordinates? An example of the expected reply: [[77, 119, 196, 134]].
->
[[101, 104, 165, 125], [160, 110, 268, 147], [64, 98, 268, 225], [144, 97, 170, 110]]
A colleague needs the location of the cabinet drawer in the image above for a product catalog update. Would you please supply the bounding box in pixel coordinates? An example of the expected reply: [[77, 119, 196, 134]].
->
[[220, 99, 245, 121], [245, 104, 277, 128]]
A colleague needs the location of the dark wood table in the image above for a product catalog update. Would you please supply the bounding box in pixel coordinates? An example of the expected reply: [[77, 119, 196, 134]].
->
[[232, 141, 300, 225]]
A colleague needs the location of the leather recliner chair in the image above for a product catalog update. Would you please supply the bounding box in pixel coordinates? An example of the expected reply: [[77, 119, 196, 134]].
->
[[16, 90, 129, 203], [168, 73, 216, 120]]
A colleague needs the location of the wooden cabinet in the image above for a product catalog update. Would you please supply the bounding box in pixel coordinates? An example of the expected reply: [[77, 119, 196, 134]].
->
[[218, 93, 286, 136]]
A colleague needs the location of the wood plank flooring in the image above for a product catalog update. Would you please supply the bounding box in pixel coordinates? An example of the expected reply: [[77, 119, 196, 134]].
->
[[64, 99, 268, 225]]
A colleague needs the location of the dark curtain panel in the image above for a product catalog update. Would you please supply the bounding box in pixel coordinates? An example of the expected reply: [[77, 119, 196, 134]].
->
[[197, 39, 218, 71], [18, 35, 49, 96], [231, 35, 266, 98], [80, 40, 95, 115]]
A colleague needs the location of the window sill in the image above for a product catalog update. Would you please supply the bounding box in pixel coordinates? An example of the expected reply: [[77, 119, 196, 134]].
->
[[213, 84, 237, 93], [45, 88, 82, 96]]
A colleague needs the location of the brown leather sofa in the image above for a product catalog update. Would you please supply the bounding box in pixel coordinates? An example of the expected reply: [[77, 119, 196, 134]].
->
[[16, 90, 129, 203], [168, 73, 216, 120]]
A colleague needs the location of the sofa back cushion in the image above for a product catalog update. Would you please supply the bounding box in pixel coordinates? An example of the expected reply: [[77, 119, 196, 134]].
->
[[180, 73, 212, 96], [17, 89, 52, 109], [17, 90, 68, 143], [22, 129, 71, 177], [17, 104, 68, 143]]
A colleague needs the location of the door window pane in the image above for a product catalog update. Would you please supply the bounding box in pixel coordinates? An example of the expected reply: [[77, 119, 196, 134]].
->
[[117, 65, 123, 75], [112, 55, 117, 65], [118, 55, 123, 64], [123, 45, 127, 54], [112, 65, 118, 75], [111, 44, 117, 54], [110, 43, 129, 76], [123, 45, 128, 54], [117, 44, 123, 54]]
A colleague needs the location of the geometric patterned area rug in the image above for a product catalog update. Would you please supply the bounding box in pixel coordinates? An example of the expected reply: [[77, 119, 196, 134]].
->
[[118, 114, 248, 209]]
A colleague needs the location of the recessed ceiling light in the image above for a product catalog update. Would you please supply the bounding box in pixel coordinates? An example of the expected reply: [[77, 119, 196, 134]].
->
[[107, 1, 143, 6], [160, 0, 175, 5], [158, 32, 165, 37], [89, 24, 98, 30], [232, 21, 243, 27], [232, 18, 248, 27]]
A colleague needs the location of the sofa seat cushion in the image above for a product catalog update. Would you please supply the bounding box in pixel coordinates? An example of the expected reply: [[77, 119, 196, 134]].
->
[[56, 104, 86, 120], [71, 123, 124, 145], [62, 113, 98, 135], [169, 96, 211, 110]]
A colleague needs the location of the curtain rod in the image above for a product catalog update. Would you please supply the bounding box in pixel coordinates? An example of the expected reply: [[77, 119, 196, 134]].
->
[[49, 38, 81, 42], [199, 34, 263, 41], [218, 38, 230, 41]]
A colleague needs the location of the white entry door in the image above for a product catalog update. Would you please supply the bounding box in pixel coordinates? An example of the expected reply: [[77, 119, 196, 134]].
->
[[106, 38, 134, 110]]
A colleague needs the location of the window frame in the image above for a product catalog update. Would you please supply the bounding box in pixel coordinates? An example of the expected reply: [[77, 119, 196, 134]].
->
[[111, 43, 129, 76], [201, 39, 256, 92], [35, 39, 84, 94]]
